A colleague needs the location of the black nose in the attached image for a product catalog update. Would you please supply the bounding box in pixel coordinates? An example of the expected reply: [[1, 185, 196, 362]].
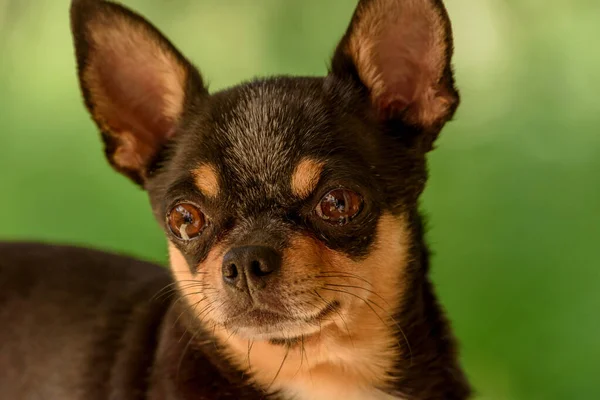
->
[[222, 246, 281, 290]]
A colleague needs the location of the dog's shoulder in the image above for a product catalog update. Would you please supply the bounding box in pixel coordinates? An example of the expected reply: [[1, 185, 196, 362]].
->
[[0, 242, 174, 399]]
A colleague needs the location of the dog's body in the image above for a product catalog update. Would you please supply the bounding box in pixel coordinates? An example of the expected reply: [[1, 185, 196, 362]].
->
[[0, 0, 471, 398], [0, 243, 268, 399]]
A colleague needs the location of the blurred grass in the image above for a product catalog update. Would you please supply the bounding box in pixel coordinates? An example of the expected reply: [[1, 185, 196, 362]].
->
[[1, 0, 599, 398]]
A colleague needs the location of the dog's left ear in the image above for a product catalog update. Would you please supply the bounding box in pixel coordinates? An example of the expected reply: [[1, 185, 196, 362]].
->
[[70, 0, 207, 185], [331, 0, 459, 140]]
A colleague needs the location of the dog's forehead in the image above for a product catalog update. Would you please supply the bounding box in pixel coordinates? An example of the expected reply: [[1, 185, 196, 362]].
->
[[208, 80, 331, 199]]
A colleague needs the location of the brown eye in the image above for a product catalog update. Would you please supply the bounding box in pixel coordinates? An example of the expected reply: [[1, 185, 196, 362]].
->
[[167, 203, 206, 240], [315, 189, 363, 225]]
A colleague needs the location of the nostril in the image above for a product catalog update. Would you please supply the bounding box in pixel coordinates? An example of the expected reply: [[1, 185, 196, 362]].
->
[[251, 260, 267, 277], [222, 263, 238, 281]]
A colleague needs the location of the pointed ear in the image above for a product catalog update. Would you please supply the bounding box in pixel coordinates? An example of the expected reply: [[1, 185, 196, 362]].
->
[[331, 0, 459, 133], [70, 0, 207, 185]]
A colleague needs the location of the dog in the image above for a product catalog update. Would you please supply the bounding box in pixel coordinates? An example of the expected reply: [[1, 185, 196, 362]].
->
[[0, 0, 471, 398]]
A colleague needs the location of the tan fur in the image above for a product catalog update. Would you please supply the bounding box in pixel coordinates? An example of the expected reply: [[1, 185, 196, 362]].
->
[[87, 14, 187, 120], [82, 12, 187, 172], [169, 242, 226, 324], [192, 164, 220, 198], [111, 131, 148, 173], [291, 159, 324, 199], [168, 213, 411, 399], [346, 0, 451, 127]]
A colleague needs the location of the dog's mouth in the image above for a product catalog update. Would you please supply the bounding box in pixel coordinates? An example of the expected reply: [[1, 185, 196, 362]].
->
[[306, 300, 340, 322], [224, 301, 341, 341]]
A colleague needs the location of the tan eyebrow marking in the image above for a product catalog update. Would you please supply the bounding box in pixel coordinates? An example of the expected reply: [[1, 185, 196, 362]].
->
[[192, 163, 220, 198], [291, 158, 325, 199]]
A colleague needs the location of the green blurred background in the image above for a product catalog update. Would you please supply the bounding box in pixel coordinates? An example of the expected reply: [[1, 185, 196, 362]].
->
[[1, 0, 599, 398]]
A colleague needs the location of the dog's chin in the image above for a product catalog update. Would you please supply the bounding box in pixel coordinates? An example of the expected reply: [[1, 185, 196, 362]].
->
[[232, 320, 331, 342], [221, 301, 341, 343]]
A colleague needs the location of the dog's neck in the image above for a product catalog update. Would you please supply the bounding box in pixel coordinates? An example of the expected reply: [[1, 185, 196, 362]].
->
[[154, 216, 470, 400], [383, 214, 471, 399], [217, 278, 469, 400]]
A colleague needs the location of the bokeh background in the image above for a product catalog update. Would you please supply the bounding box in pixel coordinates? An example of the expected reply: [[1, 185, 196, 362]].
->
[[1, 0, 599, 398]]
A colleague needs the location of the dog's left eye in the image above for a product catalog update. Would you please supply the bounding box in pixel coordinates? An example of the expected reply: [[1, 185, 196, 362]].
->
[[167, 203, 206, 240], [315, 189, 363, 225]]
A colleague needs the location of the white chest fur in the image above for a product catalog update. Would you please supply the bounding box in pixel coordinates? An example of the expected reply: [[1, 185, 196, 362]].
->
[[280, 382, 404, 400]]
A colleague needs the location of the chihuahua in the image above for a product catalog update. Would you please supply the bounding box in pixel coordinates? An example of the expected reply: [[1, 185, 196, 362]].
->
[[0, 0, 471, 399]]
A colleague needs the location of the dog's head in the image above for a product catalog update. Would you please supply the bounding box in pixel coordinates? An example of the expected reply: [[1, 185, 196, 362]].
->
[[70, 0, 458, 388]]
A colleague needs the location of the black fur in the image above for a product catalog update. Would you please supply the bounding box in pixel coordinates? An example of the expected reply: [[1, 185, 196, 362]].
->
[[0, 243, 267, 399]]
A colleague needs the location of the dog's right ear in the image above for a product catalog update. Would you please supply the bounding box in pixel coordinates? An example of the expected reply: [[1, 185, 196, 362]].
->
[[70, 0, 207, 185]]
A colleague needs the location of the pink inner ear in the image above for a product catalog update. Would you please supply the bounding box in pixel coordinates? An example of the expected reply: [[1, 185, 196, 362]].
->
[[374, 22, 435, 118], [380, 28, 423, 97], [94, 49, 176, 160]]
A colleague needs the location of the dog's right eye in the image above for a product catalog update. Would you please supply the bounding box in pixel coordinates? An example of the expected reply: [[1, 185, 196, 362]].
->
[[167, 203, 206, 241]]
